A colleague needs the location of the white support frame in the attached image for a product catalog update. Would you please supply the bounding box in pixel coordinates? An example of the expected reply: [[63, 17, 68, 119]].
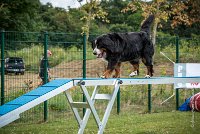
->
[[65, 79, 121, 134]]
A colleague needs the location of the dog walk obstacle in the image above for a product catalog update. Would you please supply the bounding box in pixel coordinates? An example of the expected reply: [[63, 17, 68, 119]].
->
[[0, 77, 200, 133]]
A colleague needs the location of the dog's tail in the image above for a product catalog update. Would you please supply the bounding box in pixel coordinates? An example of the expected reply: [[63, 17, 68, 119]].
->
[[140, 15, 154, 34]]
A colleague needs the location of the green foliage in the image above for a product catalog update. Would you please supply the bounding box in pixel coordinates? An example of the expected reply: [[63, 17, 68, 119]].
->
[[156, 32, 176, 49], [78, 0, 109, 36], [126, 11, 143, 31], [191, 34, 200, 41], [101, 0, 129, 24], [0, 0, 198, 37], [0, 0, 41, 31], [67, 9, 85, 33], [90, 22, 109, 34], [109, 24, 133, 32], [39, 4, 80, 33], [155, 33, 200, 63]]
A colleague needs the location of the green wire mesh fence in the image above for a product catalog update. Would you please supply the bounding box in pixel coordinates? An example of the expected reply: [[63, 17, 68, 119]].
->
[[1, 31, 200, 123]]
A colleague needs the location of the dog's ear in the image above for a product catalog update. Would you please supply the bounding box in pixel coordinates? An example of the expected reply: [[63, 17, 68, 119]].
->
[[90, 39, 96, 49]]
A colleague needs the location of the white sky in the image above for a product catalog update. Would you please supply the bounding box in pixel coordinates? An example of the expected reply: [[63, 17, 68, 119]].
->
[[40, 0, 151, 9], [40, 0, 86, 9]]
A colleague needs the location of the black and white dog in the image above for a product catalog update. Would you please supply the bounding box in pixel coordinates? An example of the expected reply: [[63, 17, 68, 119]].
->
[[91, 15, 155, 78]]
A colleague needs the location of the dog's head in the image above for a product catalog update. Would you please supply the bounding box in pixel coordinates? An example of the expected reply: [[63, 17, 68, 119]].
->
[[91, 36, 108, 59], [91, 34, 123, 58]]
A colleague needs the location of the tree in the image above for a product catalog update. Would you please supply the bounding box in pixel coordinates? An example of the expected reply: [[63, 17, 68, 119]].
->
[[0, 0, 41, 31], [99, 0, 142, 32], [123, 0, 199, 45], [39, 4, 74, 32], [109, 24, 133, 32], [77, 0, 109, 38]]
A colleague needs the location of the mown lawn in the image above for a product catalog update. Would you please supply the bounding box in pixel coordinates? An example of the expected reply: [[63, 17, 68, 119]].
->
[[0, 111, 199, 134]]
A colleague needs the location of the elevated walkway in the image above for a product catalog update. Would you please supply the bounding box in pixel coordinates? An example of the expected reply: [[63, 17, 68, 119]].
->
[[0, 77, 200, 134]]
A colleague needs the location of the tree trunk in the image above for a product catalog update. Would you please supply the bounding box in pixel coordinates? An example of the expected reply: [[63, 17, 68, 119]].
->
[[151, 3, 160, 46], [151, 21, 158, 46]]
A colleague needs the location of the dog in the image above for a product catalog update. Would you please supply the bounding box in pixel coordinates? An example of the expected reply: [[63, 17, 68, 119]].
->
[[91, 15, 155, 78]]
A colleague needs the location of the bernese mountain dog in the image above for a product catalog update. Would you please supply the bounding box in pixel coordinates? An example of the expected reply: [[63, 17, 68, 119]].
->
[[91, 15, 155, 78]]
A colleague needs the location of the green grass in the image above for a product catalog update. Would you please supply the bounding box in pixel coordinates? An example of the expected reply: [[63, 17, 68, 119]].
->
[[0, 111, 199, 134]]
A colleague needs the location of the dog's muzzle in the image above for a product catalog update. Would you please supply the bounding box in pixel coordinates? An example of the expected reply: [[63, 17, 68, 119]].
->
[[93, 47, 102, 58], [93, 51, 97, 55]]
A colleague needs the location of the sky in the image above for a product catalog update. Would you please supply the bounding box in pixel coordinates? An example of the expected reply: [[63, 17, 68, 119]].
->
[[40, 0, 151, 9], [40, 0, 86, 9]]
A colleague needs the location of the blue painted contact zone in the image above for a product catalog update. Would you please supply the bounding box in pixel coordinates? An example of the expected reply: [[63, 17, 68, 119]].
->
[[0, 105, 20, 116], [42, 79, 71, 87], [0, 79, 72, 116], [25, 86, 58, 96], [0, 95, 39, 116], [6, 95, 39, 106]]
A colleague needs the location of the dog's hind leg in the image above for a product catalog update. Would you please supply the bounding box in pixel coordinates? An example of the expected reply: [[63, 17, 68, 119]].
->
[[113, 62, 121, 78], [142, 39, 154, 78], [129, 61, 139, 77], [146, 65, 154, 78]]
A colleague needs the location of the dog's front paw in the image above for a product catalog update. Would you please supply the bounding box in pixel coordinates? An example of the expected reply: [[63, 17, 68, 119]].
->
[[100, 75, 106, 79], [112, 75, 120, 78], [129, 71, 138, 77], [144, 75, 151, 78]]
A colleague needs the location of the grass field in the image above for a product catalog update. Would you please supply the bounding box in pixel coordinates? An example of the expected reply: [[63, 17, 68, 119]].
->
[[0, 111, 199, 134]]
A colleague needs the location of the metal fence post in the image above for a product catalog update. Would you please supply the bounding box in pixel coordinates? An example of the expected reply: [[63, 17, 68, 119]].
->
[[175, 36, 179, 110], [1, 30, 5, 105], [83, 33, 87, 115], [148, 84, 152, 113], [44, 31, 48, 121], [117, 88, 120, 114]]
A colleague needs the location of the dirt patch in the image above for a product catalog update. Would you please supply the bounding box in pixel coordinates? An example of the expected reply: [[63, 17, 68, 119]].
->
[[51, 59, 173, 78], [50, 59, 108, 78]]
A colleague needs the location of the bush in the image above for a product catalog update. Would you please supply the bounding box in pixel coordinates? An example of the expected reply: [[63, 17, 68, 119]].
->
[[109, 23, 133, 33]]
